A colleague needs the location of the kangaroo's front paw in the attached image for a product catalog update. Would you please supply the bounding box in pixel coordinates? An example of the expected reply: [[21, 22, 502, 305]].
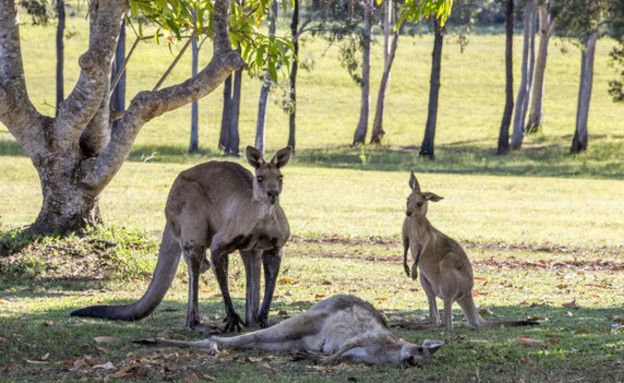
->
[[403, 262, 411, 278]]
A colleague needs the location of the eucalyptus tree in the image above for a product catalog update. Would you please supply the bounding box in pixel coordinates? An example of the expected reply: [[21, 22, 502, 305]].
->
[[510, 0, 537, 150], [419, 18, 444, 159], [0, 0, 291, 235], [497, 0, 514, 155]]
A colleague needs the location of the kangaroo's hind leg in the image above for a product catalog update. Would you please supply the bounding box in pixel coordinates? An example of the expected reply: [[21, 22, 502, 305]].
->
[[213, 309, 330, 353]]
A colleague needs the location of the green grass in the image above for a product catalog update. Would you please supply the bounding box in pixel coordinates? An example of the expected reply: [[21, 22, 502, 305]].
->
[[1, 11, 624, 383]]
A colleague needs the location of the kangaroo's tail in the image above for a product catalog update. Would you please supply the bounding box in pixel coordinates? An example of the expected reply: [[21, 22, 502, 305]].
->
[[457, 294, 539, 328], [71, 225, 181, 321]]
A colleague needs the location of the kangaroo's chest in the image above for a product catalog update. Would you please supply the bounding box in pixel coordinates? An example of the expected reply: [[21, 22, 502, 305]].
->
[[240, 214, 288, 251]]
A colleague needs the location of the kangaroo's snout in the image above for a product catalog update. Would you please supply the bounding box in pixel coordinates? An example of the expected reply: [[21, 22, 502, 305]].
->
[[267, 190, 279, 204], [406, 210, 412, 217]]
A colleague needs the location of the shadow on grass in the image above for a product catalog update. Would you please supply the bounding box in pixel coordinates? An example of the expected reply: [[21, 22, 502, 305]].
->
[[2, 135, 624, 179]]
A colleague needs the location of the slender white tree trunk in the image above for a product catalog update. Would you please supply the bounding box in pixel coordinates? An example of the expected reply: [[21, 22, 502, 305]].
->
[[255, 1, 278, 154], [511, 0, 537, 150], [352, 0, 372, 145], [571, 30, 598, 153], [370, 0, 396, 144], [527, 2, 555, 133]]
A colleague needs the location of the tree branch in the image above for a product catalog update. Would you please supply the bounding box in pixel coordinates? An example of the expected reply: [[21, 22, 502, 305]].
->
[[0, 0, 45, 155], [55, 0, 128, 146], [79, 0, 246, 191]]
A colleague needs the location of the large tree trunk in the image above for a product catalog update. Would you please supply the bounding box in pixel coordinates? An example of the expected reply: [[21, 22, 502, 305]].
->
[[497, 0, 514, 155], [189, 33, 199, 153], [419, 19, 443, 160], [352, 0, 372, 145], [255, 0, 278, 154], [288, 0, 299, 151], [526, 2, 555, 134], [571, 30, 598, 154], [370, 0, 394, 144], [0, 0, 245, 235], [55, 0, 65, 116], [511, 0, 536, 150]]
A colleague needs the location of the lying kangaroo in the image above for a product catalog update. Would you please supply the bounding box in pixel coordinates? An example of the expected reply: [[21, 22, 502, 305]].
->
[[134, 295, 445, 367], [402, 171, 538, 329], [72, 146, 292, 332]]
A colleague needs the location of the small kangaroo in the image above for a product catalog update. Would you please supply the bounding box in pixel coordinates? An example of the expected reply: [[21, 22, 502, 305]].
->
[[72, 146, 292, 333], [134, 295, 445, 367], [402, 171, 538, 329]]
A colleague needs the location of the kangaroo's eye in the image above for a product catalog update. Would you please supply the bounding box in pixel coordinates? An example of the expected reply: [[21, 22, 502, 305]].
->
[[257, 176, 264, 182], [417, 202, 423, 207]]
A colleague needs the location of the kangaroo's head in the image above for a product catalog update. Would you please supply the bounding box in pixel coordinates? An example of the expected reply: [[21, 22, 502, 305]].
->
[[246, 146, 292, 205], [399, 340, 444, 367], [406, 170, 443, 218]]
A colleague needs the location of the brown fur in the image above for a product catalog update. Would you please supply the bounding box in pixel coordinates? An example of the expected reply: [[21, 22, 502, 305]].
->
[[133, 295, 444, 367], [72, 146, 293, 333], [402, 171, 538, 329]]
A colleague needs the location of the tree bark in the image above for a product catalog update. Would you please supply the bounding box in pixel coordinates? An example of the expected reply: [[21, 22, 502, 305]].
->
[[571, 30, 598, 154], [352, 0, 372, 145], [227, 67, 242, 156], [511, 0, 536, 150], [0, 0, 245, 235], [370, 0, 398, 144], [419, 19, 443, 160], [219, 74, 232, 150], [189, 32, 199, 153], [56, 0, 65, 116], [288, 0, 299, 151], [497, 0, 514, 155], [255, 0, 278, 154], [111, 18, 125, 130], [526, 2, 555, 134]]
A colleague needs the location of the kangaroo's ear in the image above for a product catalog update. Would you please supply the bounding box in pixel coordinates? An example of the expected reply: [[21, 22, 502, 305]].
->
[[423, 192, 443, 202], [270, 146, 292, 169], [422, 340, 444, 355], [246, 146, 265, 169], [409, 170, 420, 192]]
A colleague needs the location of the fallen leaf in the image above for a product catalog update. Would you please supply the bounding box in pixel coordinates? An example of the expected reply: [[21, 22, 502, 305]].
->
[[200, 289, 214, 293], [0, 299, 10, 304], [95, 346, 110, 354], [278, 278, 299, 285], [277, 310, 288, 316], [203, 375, 217, 381], [162, 308, 180, 312], [562, 299, 577, 308], [41, 353, 49, 361], [0, 337, 5, 344], [94, 336, 121, 344], [516, 337, 544, 345], [376, 297, 388, 301], [591, 294, 601, 298], [157, 330, 170, 339], [322, 280, 332, 285], [479, 308, 493, 316], [315, 294, 326, 299], [185, 372, 200, 382], [555, 284, 568, 289], [574, 328, 591, 334], [474, 277, 487, 282], [92, 361, 116, 370]]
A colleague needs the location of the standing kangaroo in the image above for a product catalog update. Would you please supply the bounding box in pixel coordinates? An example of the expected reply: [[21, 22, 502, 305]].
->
[[134, 295, 445, 367], [72, 146, 292, 332], [402, 171, 538, 329]]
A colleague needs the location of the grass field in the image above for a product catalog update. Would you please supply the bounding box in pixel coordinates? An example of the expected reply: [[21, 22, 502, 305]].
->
[[1, 9, 624, 383]]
